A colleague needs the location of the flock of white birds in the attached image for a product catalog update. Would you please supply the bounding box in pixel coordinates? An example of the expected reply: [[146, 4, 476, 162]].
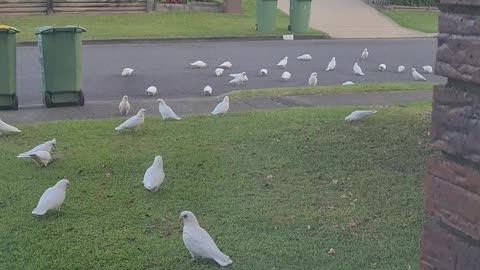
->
[[0, 46, 435, 267]]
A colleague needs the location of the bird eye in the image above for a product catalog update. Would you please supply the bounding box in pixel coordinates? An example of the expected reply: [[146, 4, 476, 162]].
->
[[183, 214, 188, 219]]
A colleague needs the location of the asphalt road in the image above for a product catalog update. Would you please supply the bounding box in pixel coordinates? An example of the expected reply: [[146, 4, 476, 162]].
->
[[16, 38, 445, 106]]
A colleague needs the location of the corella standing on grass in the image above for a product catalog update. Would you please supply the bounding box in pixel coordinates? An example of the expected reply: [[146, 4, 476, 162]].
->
[[32, 179, 70, 216], [0, 118, 21, 136], [190, 60, 207, 68], [277, 57, 288, 68], [17, 138, 56, 159], [115, 108, 146, 131], [156, 99, 182, 120], [353, 63, 365, 76], [411, 68, 427, 81], [146, 86, 157, 96], [308, 72, 318, 86], [326, 57, 336, 71], [361, 48, 368, 60], [121, 68, 134, 77], [29, 151, 53, 167], [345, 110, 377, 122], [181, 211, 233, 267], [211, 96, 229, 115], [143, 156, 165, 192], [119, 95, 131, 116]]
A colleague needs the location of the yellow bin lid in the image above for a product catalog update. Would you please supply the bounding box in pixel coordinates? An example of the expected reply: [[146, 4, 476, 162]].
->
[[0, 24, 20, 33]]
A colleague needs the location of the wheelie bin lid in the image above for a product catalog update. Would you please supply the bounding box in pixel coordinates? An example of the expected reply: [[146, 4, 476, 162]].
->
[[0, 25, 20, 33], [34, 25, 87, 35]]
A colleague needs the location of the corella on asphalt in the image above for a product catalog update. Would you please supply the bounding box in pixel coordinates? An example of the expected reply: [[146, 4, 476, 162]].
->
[[277, 57, 288, 68], [143, 156, 165, 192], [181, 211, 233, 267], [282, 71, 291, 81], [308, 72, 318, 86], [29, 150, 53, 167], [229, 73, 247, 85], [204, 86, 213, 96], [121, 68, 134, 77], [211, 96, 229, 115], [345, 110, 377, 122], [361, 48, 368, 60], [378, 64, 387, 71], [115, 108, 146, 131], [397, 65, 406, 73], [32, 179, 70, 216], [260, 69, 268, 76], [297, 54, 312, 61], [215, 68, 224, 77], [326, 57, 336, 71], [423, 65, 433, 74], [156, 99, 182, 120], [411, 68, 427, 81], [17, 138, 56, 159], [353, 63, 365, 76], [190, 60, 207, 68], [219, 61, 232, 69], [0, 118, 21, 136], [119, 95, 131, 116], [146, 86, 157, 96], [342, 81, 355, 86]]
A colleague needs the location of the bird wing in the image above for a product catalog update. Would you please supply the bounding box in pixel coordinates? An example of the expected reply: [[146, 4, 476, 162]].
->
[[116, 115, 141, 130], [143, 167, 164, 190], [212, 101, 227, 114], [183, 227, 231, 265], [33, 188, 63, 215]]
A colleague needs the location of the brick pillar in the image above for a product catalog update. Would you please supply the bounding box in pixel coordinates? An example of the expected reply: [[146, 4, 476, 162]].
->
[[420, 1, 480, 269]]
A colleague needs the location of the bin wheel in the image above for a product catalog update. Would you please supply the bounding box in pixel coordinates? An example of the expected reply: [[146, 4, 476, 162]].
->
[[255, 24, 258, 31], [44, 92, 53, 108], [11, 94, 18, 111], [78, 90, 85, 106]]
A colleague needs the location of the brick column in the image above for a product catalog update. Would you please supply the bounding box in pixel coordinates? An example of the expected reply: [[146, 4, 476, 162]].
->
[[420, 1, 480, 269]]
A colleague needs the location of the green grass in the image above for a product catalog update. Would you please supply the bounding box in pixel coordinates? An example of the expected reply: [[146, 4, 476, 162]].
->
[[0, 103, 432, 269], [382, 10, 438, 33], [1, 0, 324, 42], [230, 82, 433, 100]]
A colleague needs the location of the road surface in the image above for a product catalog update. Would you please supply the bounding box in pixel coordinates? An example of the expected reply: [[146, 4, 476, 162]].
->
[[16, 39, 444, 106]]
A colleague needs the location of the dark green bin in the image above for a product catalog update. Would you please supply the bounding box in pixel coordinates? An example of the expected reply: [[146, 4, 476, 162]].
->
[[289, 0, 311, 33], [35, 25, 86, 108], [256, 0, 278, 33], [0, 25, 19, 110]]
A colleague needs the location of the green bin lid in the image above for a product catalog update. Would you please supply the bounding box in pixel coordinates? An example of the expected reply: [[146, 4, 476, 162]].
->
[[0, 24, 20, 33], [34, 25, 87, 35]]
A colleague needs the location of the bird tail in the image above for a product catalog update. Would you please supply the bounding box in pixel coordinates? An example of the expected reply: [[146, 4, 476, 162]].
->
[[213, 254, 233, 267], [17, 153, 30, 159], [115, 126, 122, 131], [32, 207, 47, 216]]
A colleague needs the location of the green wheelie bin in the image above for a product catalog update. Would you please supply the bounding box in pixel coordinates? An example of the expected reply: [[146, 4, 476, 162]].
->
[[0, 25, 20, 110], [35, 25, 86, 108], [288, 0, 311, 33], [255, 0, 278, 33]]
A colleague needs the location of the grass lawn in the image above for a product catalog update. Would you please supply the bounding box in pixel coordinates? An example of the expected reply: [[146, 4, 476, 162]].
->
[[382, 10, 438, 33], [230, 82, 433, 100], [0, 103, 432, 269], [1, 0, 324, 42]]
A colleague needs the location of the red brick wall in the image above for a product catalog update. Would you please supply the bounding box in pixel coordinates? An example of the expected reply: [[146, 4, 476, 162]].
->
[[421, 1, 480, 269]]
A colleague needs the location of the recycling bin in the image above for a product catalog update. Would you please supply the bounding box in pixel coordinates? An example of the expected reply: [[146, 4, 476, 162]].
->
[[0, 25, 19, 110], [255, 0, 277, 33], [35, 25, 86, 108], [288, 0, 311, 33]]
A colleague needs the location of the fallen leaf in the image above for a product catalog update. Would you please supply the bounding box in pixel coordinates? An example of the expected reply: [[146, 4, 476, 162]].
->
[[328, 248, 336, 255]]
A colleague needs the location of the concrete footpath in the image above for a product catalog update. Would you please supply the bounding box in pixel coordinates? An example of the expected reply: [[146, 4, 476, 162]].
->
[[1, 90, 432, 124], [278, 0, 436, 38]]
